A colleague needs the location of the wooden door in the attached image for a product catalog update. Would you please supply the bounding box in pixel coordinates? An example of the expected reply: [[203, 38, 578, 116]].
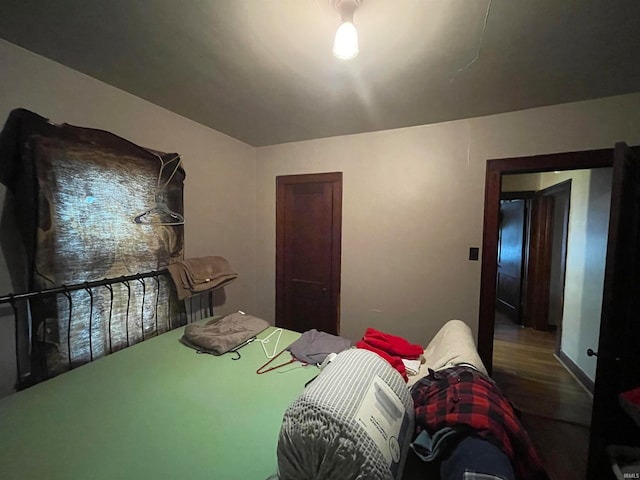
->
[[518, 181, 570, 333], [276, 172, 342, 335], [547, 186, 570, 332], [524, 193, 554, 331], [587, 143, 640, 478], [496, 199, 526, 324]]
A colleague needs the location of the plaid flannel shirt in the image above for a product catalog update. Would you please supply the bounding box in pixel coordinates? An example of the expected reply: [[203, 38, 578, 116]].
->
[[411, 365, 547, 480]]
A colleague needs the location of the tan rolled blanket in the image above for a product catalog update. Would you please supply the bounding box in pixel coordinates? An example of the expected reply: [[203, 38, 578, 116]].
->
[[167, 256, 238, 300]]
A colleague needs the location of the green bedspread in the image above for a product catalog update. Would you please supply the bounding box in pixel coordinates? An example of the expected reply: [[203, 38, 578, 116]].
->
[[0, 322, 316, 480]]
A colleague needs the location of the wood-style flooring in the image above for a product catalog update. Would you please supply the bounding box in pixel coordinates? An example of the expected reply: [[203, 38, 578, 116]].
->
[[492, 314, 593, 480]]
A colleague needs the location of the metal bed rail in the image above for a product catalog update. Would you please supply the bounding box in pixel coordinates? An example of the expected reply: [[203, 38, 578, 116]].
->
[[0, 269, 214, 392]]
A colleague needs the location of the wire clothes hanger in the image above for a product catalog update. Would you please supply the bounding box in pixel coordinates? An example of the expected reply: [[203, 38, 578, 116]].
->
[[256, 347, 308, 374], [134, 153, 185, 226], [229, 337, 256, 360], [256, 328, 299, 374], [256, 328, 283, 359]]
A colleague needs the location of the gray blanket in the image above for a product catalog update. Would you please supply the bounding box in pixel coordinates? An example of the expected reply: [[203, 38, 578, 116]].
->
[[277, 348, 415, 480]]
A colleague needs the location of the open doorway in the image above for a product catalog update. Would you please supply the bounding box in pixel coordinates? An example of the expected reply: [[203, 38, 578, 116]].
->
[[479, 144, 640, 479], [498, 176, 574, 357], [477, 149, 614, 372], [477, 149, 616, 479], [492, 167, 613, 397], [493, 170, 603, 413]]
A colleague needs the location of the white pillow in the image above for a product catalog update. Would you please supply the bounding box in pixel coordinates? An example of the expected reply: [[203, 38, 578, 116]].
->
[[406, 319, 487, 387]]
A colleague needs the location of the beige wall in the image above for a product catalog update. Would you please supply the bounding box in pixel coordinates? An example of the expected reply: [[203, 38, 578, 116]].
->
[[255, 95, 640, 346], [0, 39, 257, 314], [502, 173, 542, 192], [0, 40, 258, 395], [2, 38, 640, 361], [539, 169, 612, 381]]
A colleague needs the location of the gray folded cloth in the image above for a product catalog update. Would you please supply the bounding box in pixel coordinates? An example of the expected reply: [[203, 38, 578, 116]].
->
[[167, 256, 237, 299], [182, 312, 269, 355], [287, 329, 352, 364]]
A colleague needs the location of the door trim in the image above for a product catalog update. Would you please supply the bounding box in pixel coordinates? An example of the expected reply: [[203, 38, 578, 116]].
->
[[478, 149, 613, 373], [587, 143, 640, 478], [275, 172, 343, 333]]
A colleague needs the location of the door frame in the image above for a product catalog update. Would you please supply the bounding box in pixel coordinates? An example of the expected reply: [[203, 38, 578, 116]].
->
[[275, 172, 343, 334], [478, 149, 613, 373], [587, 143, 640, 478]]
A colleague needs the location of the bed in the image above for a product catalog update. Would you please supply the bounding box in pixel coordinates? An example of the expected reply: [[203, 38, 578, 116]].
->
[[0, 322, 317, 480], [274, 319, 546, 480], [0, 312, 544, 480]]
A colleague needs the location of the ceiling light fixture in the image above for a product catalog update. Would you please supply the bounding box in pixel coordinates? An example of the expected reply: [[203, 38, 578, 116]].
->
[[332, 0, 362, 60]]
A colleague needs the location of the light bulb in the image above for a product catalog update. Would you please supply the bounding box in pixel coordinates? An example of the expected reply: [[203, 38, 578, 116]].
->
[[333, 21, 359, 60]]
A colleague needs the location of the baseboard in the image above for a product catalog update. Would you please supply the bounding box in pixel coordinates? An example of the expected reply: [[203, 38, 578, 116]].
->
[[555, 350, 595, 395]]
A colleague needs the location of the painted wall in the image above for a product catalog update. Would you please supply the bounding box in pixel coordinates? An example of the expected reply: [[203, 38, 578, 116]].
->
[[255, 95, 640, 346], [0, 39, 257, 312], [502, 173, 541, 192], [1, 38, 640, 393], [539, 169, 612, 381], [0, 40, 257, 395]]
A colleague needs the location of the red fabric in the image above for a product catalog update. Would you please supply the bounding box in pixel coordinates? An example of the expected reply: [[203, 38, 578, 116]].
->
[[361, 327, 424, 359], [355, 340, 408, 381], [356, 328, 424, 382], [621, 386, 640, 405]]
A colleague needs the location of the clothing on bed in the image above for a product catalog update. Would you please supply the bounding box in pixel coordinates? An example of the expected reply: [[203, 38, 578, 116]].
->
[[402, 358, 422, 376], [167, 256, 237, 300], [411, 365, 547, 480], [181, 312, 268, 355], [360, 328, 424, 358], [411, 426, 461, 462], [286, 328, 351, 364], [277, 348, 415, 480], [440, 435, 515, 480], [356, 327, 423, 381], [422, 326, 487, 374]]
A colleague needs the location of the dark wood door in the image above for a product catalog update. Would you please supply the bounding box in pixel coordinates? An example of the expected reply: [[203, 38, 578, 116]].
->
[[524, 193, 554, 331], [587, 143, 640, 478], [276, 172, 342, 335], [496, 199, 526, 324], [547, 185, 570, 332]]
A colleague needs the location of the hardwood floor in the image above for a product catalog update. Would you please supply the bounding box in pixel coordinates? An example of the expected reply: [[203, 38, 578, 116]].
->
[[492, 314, 593, 480]]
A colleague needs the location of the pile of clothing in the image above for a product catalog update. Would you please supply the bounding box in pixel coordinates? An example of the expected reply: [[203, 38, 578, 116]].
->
[[355, 321, 548, 480], [167, 256, 237, 299], [410, 365, 548, 480], [356, 327, 423, 381]]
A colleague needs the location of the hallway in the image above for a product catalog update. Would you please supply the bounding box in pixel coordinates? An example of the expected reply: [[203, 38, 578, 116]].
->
[[492, 314, 593, 480]]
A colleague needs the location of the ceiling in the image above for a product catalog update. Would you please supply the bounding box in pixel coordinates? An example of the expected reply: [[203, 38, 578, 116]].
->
[[1, 0, 639, 147]]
